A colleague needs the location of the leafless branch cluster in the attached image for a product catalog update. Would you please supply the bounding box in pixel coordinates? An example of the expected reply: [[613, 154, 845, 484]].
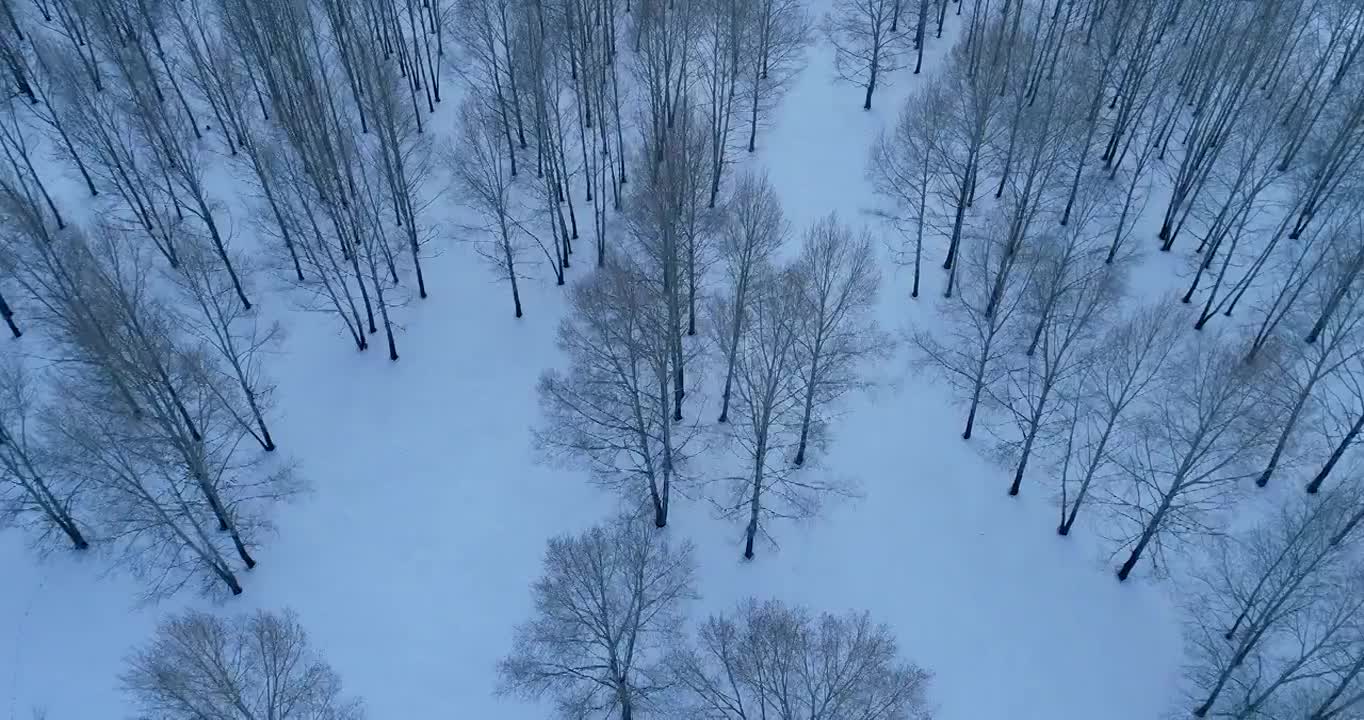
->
[[0, 211, 297, 598], [668, 599, 933, 720], [499, 513, 934, 720], [122, 607, 365, 720]]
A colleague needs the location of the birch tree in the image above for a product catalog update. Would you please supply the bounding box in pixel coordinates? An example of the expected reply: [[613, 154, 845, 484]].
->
[[97, 14, 253, 309], [47, 375, 268, 599], [123, 608, 365, 720], [0, 355, 89, 550], [724, 268, 849, 559], [790, 214, 885, 467], [740, 0, 810, 152], [929, 46, 1007, 280], [715, 170, 788, 424], [167, 237, 280, 453], [915, 212, 1034, 440], [1182, 488, 1364, 717], [668, 599, 934, 720], [825, 0, 906, 109], [536, 258, 700, 528], [498, 513, 697, 720], [1055, 303, 1180, 536], [0, 285, 17, 337], [870, 90, 949, 299], [1307, 356, 1364, 494], [1108, 334, 1277, 582], [355, 43, 434, 300], [1255, 267, 1364, 489], [698, 0, 753, 206], [995, 237, 1117, 498], [454, 98, 533, 318]]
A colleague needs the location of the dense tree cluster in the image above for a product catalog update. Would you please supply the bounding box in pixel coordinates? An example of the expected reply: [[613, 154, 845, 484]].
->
[[497, 513, 933, 720], [3, 0, 1363, 716], [866, 0, 1364, 716]]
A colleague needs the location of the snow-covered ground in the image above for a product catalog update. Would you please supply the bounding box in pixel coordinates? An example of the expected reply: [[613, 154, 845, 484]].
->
[[2, 25, 1183, 720]]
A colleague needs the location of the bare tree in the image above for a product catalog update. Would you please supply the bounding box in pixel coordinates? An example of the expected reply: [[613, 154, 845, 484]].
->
[[825, 0, 906, 109], [0, 284, 18, 337], [7, 33, 98, 198], [0, 91, 63, 231], [350, 157, 406, 362], [625, 117, 712, 421], [741, 0, 810, 152], [49, 382, 255, 599], [790, 214, 885, 467], [536, 258, 700, 528], [167, 236, 281, 452], [723, 268, 849, 559], [1153, 0, 1290, 252], [0, 355, 88, 550], [1254, 266, 1364, 489], [715, 170, 788, 424], [668, 599, 934, 720], [169, 0, 307, 282], [1307, 355, 1364, 494], [267, 139, 371, 353], [218, 0, 383, 353], [915, 211, 1033, 441], [1299, 577, 1364, 720], [630, 0, 701, 167], [994, 238, 1117, 498], [453, 0, 520, 172], [870, 89, 949, 299], [4, 214, 298, 596], [697, 0, 752, 206], [1181, 487, 1364, 717], [498, 513, 697, 720], [122, 608, 365, 720], [37, 34, 181, 268], [1108, 333, 1277, 582], [454, 98, 533, 318], [93, 11, 253, 309], [355, 42, 435, 300], [926, 47, 1007, 280], [1055, 303, 1180, 536]]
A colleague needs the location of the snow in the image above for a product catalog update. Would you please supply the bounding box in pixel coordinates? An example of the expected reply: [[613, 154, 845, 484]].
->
[[1, 22, 1183, 720]]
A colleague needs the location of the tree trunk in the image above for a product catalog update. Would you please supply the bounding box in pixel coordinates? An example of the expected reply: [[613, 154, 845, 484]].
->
[[0, 290, 19, 338], [1308, 412, 1363, 494], [1310, 651, 1364, 719], [944, 163, 973, 270], [794, 352, 820, 466], [1118, 489, 1172, 581], [1257, 386, 1312, 487], [369, 256, 400, 361], [1192, 636, 1258, 718], [718, 281, 747, 423], [863, 58, 877, 110], [199, 208, 252, 310], [963, 333, 992, 439], [747, 74, 760, 152], [1059, 421, 1116, 535], [1008, 416, 1040, 495], [244, 384, 275, 452], [1330, 505, 1364, 547], [61, 519, 89, 550], [229, 526, 256, 569], [744, 433, 765, 559], [658, 351, 674, 527]]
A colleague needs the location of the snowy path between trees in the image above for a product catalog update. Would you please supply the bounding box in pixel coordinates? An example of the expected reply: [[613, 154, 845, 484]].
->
[[1, 28, 1182, 720]]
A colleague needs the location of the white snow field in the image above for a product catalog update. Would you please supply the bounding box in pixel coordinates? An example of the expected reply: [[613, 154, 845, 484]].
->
[[2, 21, 1183, 720]]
